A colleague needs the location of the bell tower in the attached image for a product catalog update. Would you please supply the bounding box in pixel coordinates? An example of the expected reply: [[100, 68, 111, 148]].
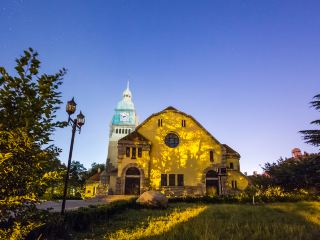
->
[[107, 82, 138, 168]]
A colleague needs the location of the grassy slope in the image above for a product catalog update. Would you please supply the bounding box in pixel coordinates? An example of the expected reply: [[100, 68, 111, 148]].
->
[[74, 201, 320, 240]]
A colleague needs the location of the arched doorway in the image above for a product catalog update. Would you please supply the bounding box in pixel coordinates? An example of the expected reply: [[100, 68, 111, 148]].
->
[[125, 167, 141, 195], [206, 170, 219, 196]]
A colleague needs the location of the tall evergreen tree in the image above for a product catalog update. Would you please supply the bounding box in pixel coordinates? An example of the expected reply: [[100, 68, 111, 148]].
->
[[300, 94, 320, 148], [0, 48, 66, 239]]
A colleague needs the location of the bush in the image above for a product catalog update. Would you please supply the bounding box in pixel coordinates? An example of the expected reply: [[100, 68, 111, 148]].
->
[[51, 194, 83, 200], [26, 198, 139, 239], [168, 187, 319, 204], [25, 214, 70, 240], [254, 187, 319, 203], [64, 198, 139, 231]]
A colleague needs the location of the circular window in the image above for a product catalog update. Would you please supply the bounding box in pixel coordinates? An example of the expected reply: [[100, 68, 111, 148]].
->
[[164, 133, 180, 148]]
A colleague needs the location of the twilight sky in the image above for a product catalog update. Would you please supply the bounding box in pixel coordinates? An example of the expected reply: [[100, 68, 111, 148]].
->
[[1, 0, 319, 174]]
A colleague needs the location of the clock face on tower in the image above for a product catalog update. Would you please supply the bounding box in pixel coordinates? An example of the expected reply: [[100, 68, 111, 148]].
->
[[120, 112, 129, 122]]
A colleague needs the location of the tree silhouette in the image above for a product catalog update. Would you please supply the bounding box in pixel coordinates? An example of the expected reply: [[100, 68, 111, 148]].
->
[[300, 94, 320, 148]]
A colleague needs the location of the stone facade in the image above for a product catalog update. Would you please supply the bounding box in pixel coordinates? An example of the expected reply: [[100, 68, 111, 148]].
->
[[106, 82, 138, 168], [109, 106, 249, 197], [105, 82, 138, 193]]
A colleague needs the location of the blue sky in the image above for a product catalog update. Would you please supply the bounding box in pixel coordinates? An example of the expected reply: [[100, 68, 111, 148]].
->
[[1, 0, 319, 174]]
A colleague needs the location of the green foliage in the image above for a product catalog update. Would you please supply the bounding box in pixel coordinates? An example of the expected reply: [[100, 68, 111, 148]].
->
[[74, 202, 320, 240], [68, 161, 87, 197], [26, 198, 138, 239], [25, 213, 70, 240], [27, 195, 320, 239], [0, 48, 66, 144], [261, 154, 320, 192], [300, 94, 320, 148], [0, 48, 66, 239], [168, 187, 318, 204], [86, 162, 106, 179], [248, 174, 272, 189], [64, 198, 138, 231]]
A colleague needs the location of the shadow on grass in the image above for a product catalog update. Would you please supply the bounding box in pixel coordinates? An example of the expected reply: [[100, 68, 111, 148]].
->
[[73, 203, 199, 239], [74, 202, 320, 240], [139, 202, 320, 240]]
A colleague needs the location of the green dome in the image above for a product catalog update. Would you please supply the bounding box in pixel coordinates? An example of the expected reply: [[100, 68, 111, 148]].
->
[[116, 99, 135, 110], [111, 82, 137, 125]]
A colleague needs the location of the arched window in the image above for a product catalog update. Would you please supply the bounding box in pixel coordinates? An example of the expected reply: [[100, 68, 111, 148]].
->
[[116, 129, 118, 134], [232, 180, 238, 189], [230, 162, 234, 169], [126, 167, 140, 176], [206, 170, 218, 178], [210, 150, 214, 162]]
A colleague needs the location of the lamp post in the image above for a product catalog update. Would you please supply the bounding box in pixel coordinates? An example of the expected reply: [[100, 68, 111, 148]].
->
[[61, 97, 85, 215]]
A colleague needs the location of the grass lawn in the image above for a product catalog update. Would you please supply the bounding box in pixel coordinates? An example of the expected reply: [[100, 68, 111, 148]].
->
[[73, 201, 320, 240]]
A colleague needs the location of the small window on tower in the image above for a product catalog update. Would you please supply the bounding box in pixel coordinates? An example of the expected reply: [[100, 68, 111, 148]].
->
[[138, 147, 142, 158], [210, 150, 214, 162], [125, 129, 128, 134], [158, 119, 163, 127], [116, 129, 118, 134], [230, 162, 234, 169], [128, 129, 131, 134], [132, 147, 136, 159], [126, 147, 130, 157], [182, 120, 186, 127], [122, 129, 125, 134]]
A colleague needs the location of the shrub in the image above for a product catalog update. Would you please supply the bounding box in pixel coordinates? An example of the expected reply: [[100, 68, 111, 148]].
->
[[25, 198, 138, 239], [64, 198, 138, 231], [51, 194, 83, 200], [168, 187, 319, 204]]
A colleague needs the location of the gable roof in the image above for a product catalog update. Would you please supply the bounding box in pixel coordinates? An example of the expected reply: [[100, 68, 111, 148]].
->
[[87, 172, 100, 182], [222, 144, 240, 157], [163, 106, 178, 111], [119, 130, 150, 143], [136, 106, 222, 145]]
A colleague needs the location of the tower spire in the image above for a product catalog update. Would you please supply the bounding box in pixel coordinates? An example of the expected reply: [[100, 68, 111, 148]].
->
[[122, 81, 132, 99]]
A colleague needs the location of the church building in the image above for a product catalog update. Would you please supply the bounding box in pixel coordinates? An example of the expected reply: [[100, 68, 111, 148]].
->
[[105, 84, 249, 196]]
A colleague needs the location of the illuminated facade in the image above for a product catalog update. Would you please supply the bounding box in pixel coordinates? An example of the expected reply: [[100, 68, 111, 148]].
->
[[105, 82, 139, 194], [107, 82, 138, 167], [109, 106, 248, 196], [85, 83, 139, 197]]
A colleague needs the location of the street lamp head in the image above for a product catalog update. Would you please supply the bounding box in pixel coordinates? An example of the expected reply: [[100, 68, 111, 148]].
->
[[77, 111, 85, 127], [66, 97, 77, 115]]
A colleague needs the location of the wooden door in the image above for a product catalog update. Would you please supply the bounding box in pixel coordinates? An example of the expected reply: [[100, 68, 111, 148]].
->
[[125, 177, 140, 195]]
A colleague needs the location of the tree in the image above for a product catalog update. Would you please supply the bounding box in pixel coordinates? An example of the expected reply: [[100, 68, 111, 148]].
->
[[86, 162, 105, 179], [68, 161, 87, 197], [41, 160, 67, 200], [300, 94, 320, 148], [262, 154, 320, 192], [0, 48, 66, 239]]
